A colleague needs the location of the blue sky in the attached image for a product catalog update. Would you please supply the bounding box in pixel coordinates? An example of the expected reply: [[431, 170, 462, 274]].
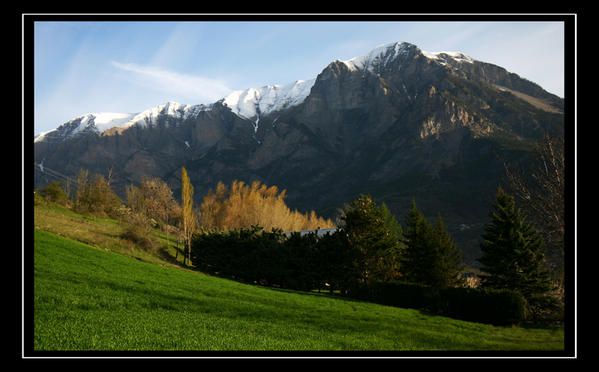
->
[[34, 21, 565, 135]]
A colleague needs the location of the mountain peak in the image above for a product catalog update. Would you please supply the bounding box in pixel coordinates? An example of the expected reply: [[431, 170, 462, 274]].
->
[[336, 41, 477, 72], [337, 41, 418, 72]]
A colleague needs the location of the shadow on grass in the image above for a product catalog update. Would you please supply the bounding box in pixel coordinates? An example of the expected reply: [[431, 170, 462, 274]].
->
[[157, 246, 187, 268]]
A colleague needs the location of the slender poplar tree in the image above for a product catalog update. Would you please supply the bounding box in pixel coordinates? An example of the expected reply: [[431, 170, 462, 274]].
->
[[181, 167, 196, 265]]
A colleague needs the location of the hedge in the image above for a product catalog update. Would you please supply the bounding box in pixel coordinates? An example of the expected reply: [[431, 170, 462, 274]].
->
[[348, 281, 528, 325]]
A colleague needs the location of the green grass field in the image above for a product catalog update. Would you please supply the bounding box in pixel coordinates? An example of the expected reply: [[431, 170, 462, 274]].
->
[[34, 224, 564, 351]]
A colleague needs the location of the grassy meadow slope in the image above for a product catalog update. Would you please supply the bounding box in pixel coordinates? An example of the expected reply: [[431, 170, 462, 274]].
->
[[34, 202, 184, 267], [33, 206, 564, 350]]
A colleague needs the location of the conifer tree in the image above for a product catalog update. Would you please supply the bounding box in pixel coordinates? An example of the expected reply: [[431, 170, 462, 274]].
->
[[380, 202, 404, 244], [431, 214, 464, 288], [478, 188, 552, 301], [402, 202, 464, 288], [401, 200, 435, 285], [342, 195, 402, 284]]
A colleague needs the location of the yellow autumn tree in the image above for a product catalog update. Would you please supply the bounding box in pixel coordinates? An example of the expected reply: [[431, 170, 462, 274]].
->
[[181, 167, 196, 265], [199, 180, 334, 231]]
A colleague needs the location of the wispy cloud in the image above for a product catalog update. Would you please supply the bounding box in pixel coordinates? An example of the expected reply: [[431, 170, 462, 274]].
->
[[111, 61, 233, 102]]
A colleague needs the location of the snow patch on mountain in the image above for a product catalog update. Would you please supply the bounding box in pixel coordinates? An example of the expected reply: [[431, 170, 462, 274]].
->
[[122, 101, 210, 129], [339, 42, 414, 72], [223, 79, 315, 121], [421, 50, 475, 64], [84, 112, 136, 132], [34, 129, 57, 143], [337, 42, 475, 72]]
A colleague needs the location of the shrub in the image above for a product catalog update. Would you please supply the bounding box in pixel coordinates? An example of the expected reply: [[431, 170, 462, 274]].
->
[[120, 212, 156, 251], [526, 293, 564, 322], [349, 281, 441, 311], [75, 170, 122, 217], [347, 281, 528, 325], [34, 191, 46, 206], [39, 181, 70, 206], [441, 287, 528, 325]]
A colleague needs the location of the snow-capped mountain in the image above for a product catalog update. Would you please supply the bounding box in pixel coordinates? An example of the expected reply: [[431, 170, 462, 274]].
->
[[33, 42, 483, 143], [35, 80, 314, 142], [34, 112, 134, 143], [34, 102, 212, 143], [35, 41, 561, 144]]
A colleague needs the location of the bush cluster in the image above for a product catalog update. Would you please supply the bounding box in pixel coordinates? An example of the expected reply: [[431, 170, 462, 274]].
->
[[350, 281, 528, 325]]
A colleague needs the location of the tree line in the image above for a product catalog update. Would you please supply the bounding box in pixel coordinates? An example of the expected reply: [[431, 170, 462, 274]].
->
[[190, 189, 560, 323]]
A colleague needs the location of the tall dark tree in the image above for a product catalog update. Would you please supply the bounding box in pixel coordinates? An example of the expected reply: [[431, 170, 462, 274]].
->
[[316, 230, 356, 294], [380, 203, 404, 245], [342, 195, 403, 285], [401, 200, 435, 285], [478, 188, 552, 301], [431, 215, 465, 288], [402, 201, 464, 288], [505, 133, 565, 296]]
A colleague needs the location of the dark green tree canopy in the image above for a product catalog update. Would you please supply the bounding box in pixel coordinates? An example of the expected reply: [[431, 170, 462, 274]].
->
[[341, 195, 404, 284], [478, 188, 552, 299], [402, 200, 464, 288]]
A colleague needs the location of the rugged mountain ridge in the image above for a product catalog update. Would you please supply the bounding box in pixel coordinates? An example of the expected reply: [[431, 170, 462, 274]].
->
[[34, 42, 564, 263]]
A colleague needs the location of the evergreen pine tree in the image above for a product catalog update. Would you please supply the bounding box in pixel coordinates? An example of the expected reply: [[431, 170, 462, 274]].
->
[[342, 195, 402, 285], [478, 188, 552, 301], [380, 202, 404, 244], [401, 200, 435, 285], [431, 214, 465, 288], [379, 202, 406, 277], [402, 201, 464, 288]]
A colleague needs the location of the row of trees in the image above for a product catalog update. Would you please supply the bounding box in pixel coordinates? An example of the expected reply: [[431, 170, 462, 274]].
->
[[341, 195, 465, 288], [192, 227, 354, 291], [191, 193, 466, 292]]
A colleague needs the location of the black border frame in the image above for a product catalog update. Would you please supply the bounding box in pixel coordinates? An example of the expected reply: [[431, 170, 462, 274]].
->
[[20, 12, 577, 359]]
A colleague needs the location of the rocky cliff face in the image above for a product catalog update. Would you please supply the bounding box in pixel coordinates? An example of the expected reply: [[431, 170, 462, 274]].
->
[[34, 42, 564, 264]]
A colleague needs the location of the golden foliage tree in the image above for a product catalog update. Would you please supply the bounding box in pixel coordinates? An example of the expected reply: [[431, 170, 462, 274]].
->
[[181, 167, 196, 265], [199, 180, 334, 232]]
